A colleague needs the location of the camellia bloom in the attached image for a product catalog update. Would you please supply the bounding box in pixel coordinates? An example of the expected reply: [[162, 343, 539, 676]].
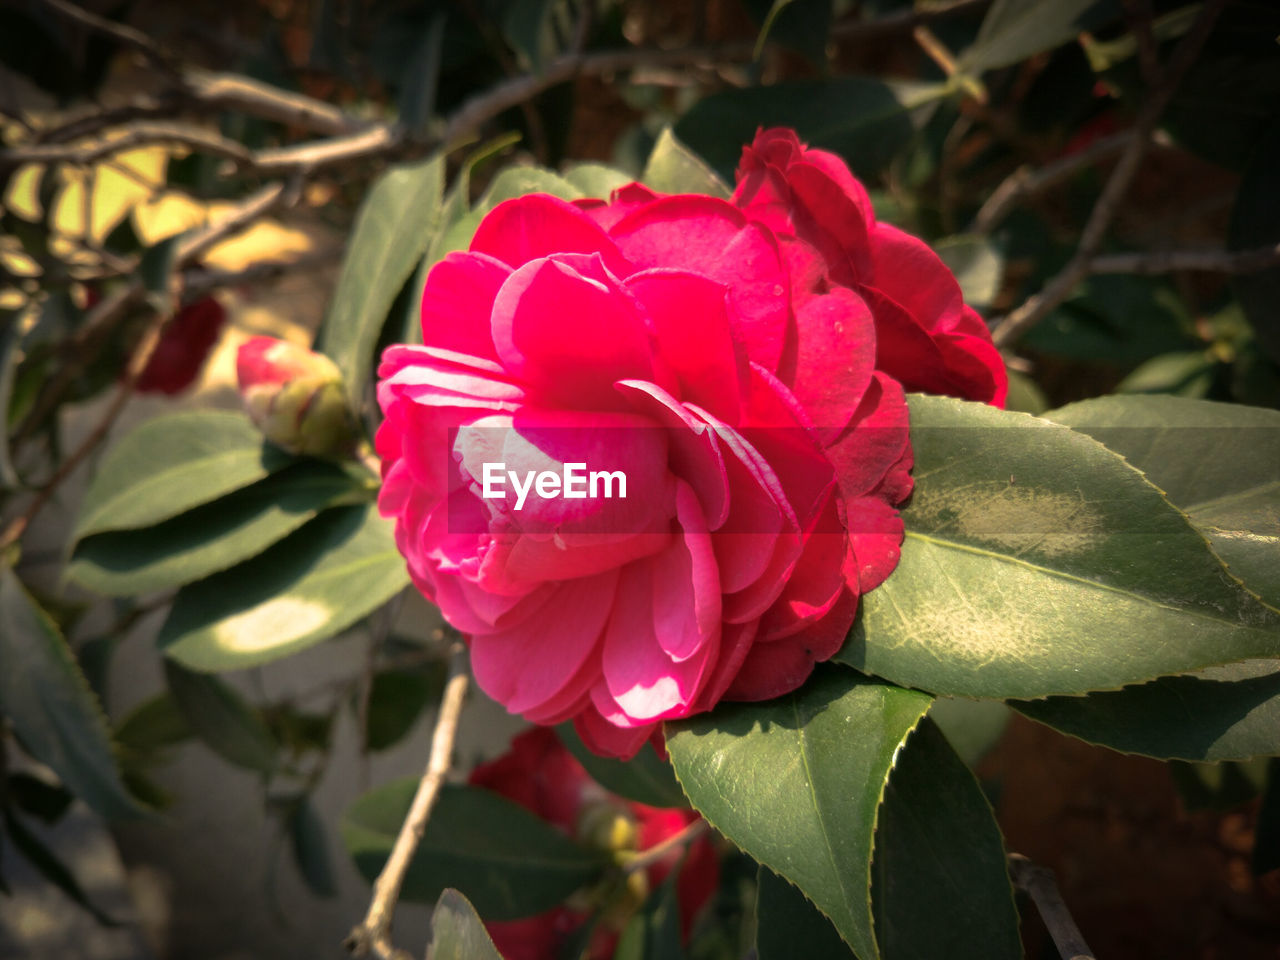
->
[[236, 336, 357, 457], [134, 296, 227, 395], [733, 128, 1008, 407], [470, 727, 718, 960], [375, 132, 1001, 757]]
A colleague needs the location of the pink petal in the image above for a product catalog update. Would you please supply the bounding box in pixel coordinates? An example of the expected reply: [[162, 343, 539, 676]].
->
[[492, 258, 659, 410], [824, 371, 912, 504], [845, 495, 905, 594], [470, 194, 633, 276], [470, 569, 618, 714], [419, 252, 510, 360], [756, 492, 847, 641], [652, 482, 721, 662], [609, 196, 790, 371], [573, 708, 657, 760], [625, 269, 748, 423]]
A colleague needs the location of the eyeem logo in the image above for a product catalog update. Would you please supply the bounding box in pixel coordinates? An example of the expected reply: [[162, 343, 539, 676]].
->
[[481, 462, 627, 511]]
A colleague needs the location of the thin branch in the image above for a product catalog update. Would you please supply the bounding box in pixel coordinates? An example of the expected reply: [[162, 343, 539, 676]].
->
[[622, 819, 711, 875], [346, 642, 470, 960], [969, 130, 1134, 234], [991, 0, 1227, 348], [2, 122, 255, 171], [35, 0, 180, 80], [1089, 242, 1280, 276], [0, 297, 172, 552], [1008, 855, 1096, 960], [10, 182, 288, 453]]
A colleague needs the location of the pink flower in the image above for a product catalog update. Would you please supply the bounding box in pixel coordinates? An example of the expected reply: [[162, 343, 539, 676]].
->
[[470, 728, 719, 960], [733, 127, 1008, 407], [376, 157, 915, 757], [134, 296, 226, 395]]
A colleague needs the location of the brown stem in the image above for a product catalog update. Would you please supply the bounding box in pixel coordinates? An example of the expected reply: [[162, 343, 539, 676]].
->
[[622, 819, 710, 875], [345, 642, 469, 960], [1089, 243, 1280, 276], [1009, 854, 1096, 960], [991, 0, 1227, 348]]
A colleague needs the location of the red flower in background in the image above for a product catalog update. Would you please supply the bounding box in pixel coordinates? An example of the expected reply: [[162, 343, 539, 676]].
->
[[733, 127, 1008, 407], [134, 296, 227, 395], [469, 728, 719, 960]]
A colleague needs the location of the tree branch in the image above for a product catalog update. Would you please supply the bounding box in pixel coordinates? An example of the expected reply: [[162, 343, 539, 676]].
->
[[35, 0, 180, 80], [622, 819, 711, 875], [1009, 854, 1096, 960], [346, 642, 470, 960], [1089, 242, 1280, 276], [969, 130, 1134, 234], [991, 0, 1227, 348]]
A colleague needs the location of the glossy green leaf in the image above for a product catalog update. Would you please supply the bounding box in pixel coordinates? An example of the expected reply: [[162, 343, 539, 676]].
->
[[74, 411, 286, 539], [616, 873, 685, 960], [427, 889, 505, 960], [159, 503, 409, 671], [1002, 369, 1048, 415], [291, 796, 338, 898], [0, 565, 145, 820], [673, 79, 950, 182], [318, 155, 445, 404], [642, 128, 732, 198], [364, 666, 445, 752], [481, 166, 584, 207], [563, 162, 633, 200], [68, 461, 365, 597], [927, 698, 1011, 768], [667, 666, 933, 959], [1014, 660, 1280, 762], [836, 395, 1280, 699], [558, 723, 686, 809], [163, 662, 278, 774], [114, 692, 192, 755], [934, 235, 1003, 311], [342, 781, 608, 920], [756, 867, 854, 960], [1047, 394, 1280, 610], [959, 0, 1119, 73], [871, 720, 1021, 960]]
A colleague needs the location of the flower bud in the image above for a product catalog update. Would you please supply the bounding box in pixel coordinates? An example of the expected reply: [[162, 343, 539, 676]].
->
[[236, 337, 357, 457]]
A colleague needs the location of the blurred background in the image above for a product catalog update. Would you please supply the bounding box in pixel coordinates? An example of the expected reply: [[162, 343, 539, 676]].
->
[[1, 0, 1279, 957]]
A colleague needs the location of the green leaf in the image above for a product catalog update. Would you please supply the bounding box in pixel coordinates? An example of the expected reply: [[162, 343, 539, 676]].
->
[[291, 796, 338, 898], [1047, 394, 1280, 609], [501, 0, 558, 72], [642, 128, 732, 198], [959, 0, 1119, 73], [557, 723, 687, 809], [398, 12, 445, 134], [364, 666, 445, 752], [563, 163, 633, 200], [927, 698, 1010, 768], [1013, 660, 1280, 762], [163, 661, 278, 774], [114, 692, 192, 755], [745, 0, 834, 68], [616, 873, 685, 960], [3, 809, 116, 925], [934, 235, 1003, 311], [672, 79, 950, 182], [1115, 351, 1216, 397], [159, 503, 409, 671], [342, 781, 608, 920], [480, 166, 585, 207], [74, 411, 287, 539], [871, 720, 1021, 960], [0, 565, 145, 820], [426, 889, 505, 960], [756, 867, 855, 960], [317, 155, 445, 405], [835, 395, 1280, 699], [0, 315, 22, 489], [1002, 369, 1048, 415], [68, 461, 365, 597], [666, 666, 933, 959]]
